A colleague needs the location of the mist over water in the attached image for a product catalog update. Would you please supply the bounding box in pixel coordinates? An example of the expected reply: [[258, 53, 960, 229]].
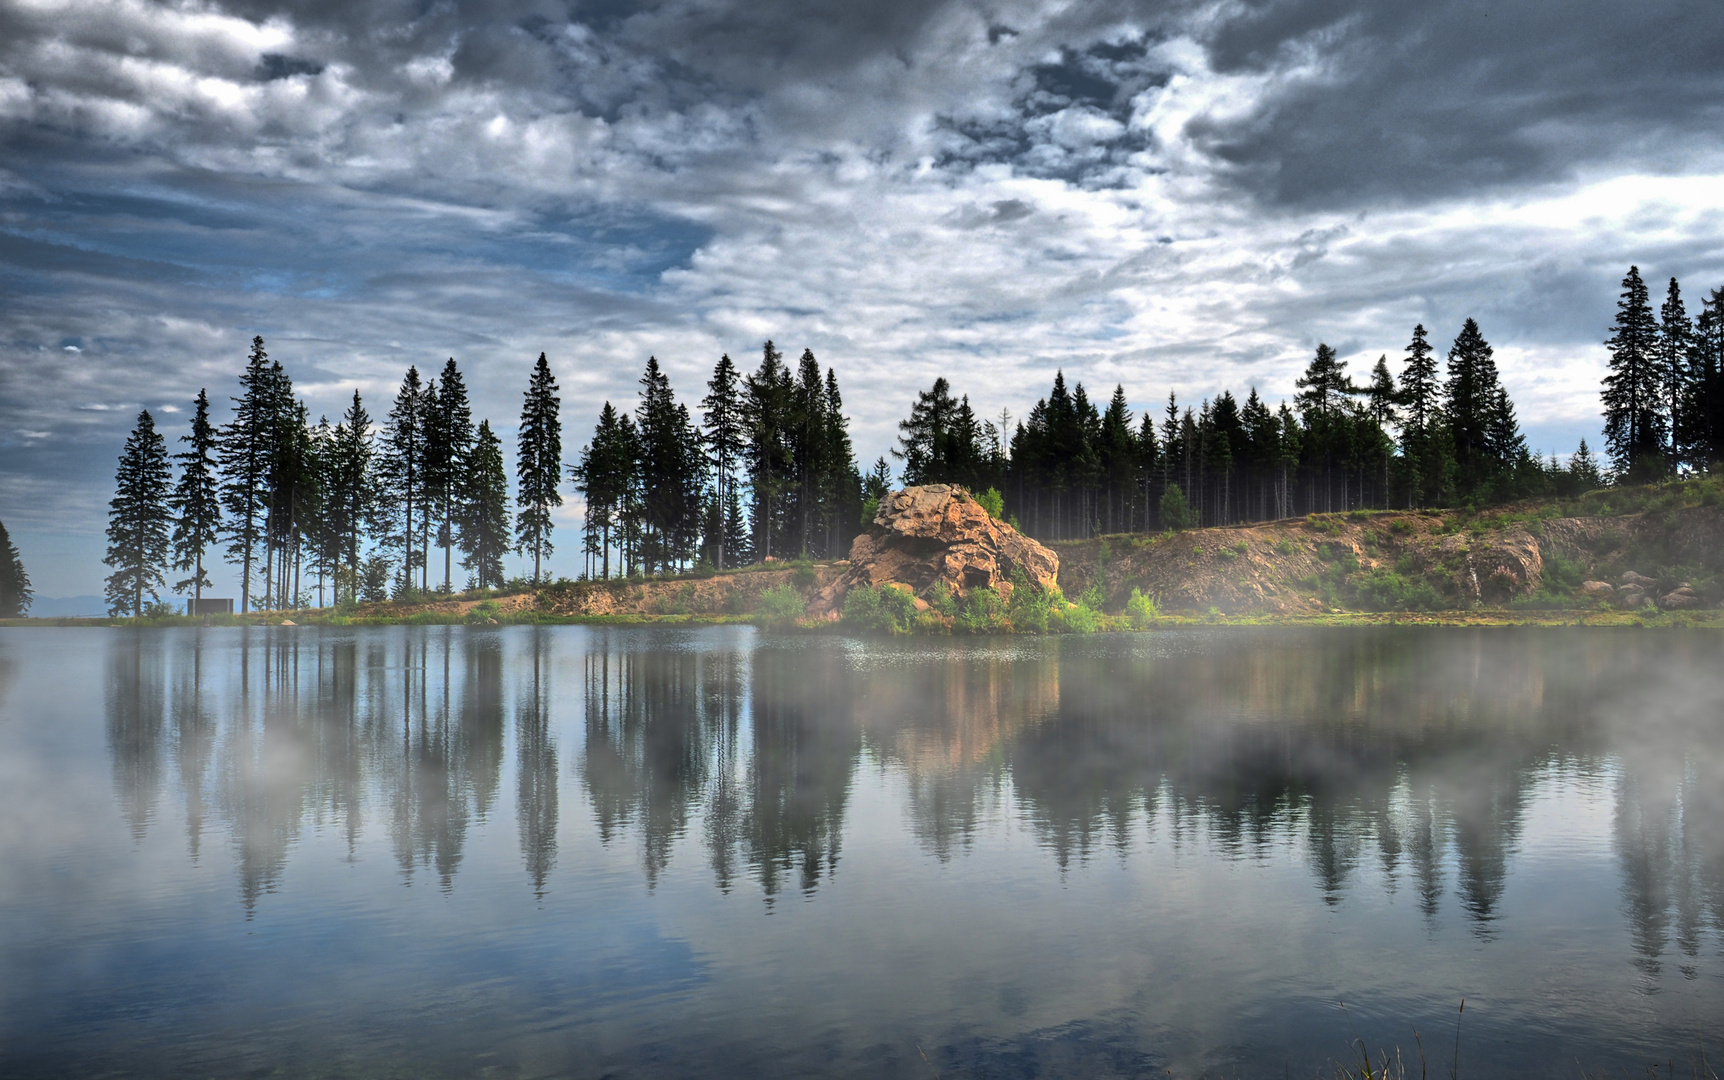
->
[[0, 626, 1720, 1077]]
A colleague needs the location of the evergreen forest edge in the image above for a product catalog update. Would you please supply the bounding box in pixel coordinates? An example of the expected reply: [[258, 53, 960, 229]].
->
[[15, 264, 1722, 622]]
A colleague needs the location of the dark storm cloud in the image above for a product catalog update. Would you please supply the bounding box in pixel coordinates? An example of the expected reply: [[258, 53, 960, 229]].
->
[[1190, 0, 1724, 206]]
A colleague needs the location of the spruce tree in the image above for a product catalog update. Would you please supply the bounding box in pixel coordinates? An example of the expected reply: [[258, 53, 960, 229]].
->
[[168, 389, 221, 604], [516, 352, 562, 582], [742, 341, 792, 561], [458, 420, 511, 589], [1602, 266, 1668, 481], [1683, 288, 1724, 468], [427, 358, 474, 591], [1569, 438, 1604, 490], [1659, 277, 1693, 465], [701, 354, 745, 569], [381, 367, 429, 595], [821, 367, 860, 554], [1444, 318, 1505, 499], [0, 520, 31, 618], [218, 336, 273, 612], [791, 349, 829, 555], [327, 391, 374, 602], [105, 410, 173, 617]]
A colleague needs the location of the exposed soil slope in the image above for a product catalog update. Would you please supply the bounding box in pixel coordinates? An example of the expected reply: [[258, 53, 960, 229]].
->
[[1054, 502, 1724, 615]]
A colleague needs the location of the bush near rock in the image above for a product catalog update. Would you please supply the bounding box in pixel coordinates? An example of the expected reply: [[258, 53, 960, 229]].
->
[[811, 485, 1059, 615]]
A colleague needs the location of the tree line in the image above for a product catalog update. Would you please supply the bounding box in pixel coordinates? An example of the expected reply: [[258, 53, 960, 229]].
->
[[96, 265, 1723, 615]]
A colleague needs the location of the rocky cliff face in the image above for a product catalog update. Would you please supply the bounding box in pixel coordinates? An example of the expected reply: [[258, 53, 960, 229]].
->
[[810, 485, 1059, 614]]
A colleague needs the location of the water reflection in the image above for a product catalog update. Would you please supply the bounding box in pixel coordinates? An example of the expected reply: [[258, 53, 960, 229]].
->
[[89, 626, 1724, 978]]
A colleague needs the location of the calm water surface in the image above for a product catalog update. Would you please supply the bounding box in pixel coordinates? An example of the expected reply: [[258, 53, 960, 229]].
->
[[0, 626, 1720, 1077]]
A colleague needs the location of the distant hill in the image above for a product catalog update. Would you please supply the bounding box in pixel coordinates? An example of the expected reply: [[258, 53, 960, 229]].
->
[[28, 595, 107, 618]]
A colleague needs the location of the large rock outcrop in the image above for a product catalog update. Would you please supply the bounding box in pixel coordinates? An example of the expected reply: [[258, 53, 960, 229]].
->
[[811, 485, 1058, 614]]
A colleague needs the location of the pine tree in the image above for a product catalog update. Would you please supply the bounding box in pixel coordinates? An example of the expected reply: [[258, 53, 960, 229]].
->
[[1683, 288, 1724, 468], [701, 354, 746, 569], [427, 358, 475, 592], [743, 341, 793, 561], [326, 391, 374, 603], [218, 336, 273, 612], [516, 352, 562, 582], [105, 410, 173, 617], [168, 389, 221, 604], [1445, 318, 1506, 499], [1602, 266, 1668, 481], [381, 367, 430, 595], [1399, 324, 1440, 431], [821, 367, 860, 554], [1659, 277, 1693, 466], [1569, 438, 1604, 490], [458, 420, 511, 589], [0, 520, 31, 618], [895, 376, 959, 485]]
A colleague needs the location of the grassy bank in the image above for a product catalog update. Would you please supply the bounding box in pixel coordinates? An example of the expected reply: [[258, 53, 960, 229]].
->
[[12, 480, 1724, 633]]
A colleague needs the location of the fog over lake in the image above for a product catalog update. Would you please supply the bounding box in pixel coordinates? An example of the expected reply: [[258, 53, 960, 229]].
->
[[0, 626, 1719, 1077]]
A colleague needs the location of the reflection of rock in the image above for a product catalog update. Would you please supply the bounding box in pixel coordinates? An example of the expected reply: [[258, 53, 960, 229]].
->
[[1581, 580, 1615, 598], [811, 485, 1058, 613]]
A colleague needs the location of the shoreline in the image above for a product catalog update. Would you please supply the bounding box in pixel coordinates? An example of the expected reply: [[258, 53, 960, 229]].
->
[[7, 608, 1722, 630]]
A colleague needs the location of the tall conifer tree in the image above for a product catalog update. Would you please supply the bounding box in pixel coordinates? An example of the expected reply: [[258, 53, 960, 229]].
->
[[459, 420, 511, 589], [0, 520, 30, 618], [105, 410, 173, 617], [702, 354, 745, 569], [381, 367, 429, 594], [516, 352, 562, 582], [169, 389, 221, 604], [218, 336, 273, 612], [1602, 266, 1668, 481], [428, 358, 475, 591]]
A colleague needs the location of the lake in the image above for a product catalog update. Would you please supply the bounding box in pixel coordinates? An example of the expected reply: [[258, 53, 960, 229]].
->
[[0, 625, 1719, 1077]]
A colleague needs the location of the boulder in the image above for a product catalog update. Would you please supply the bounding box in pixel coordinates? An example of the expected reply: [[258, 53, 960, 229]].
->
[[1616, 584, 1647, 608], [810, 485, 1058, 614], [1660, 587, 1703, 609], [1580, 580, 1615, 598], [1621, 570, 1657, 587]]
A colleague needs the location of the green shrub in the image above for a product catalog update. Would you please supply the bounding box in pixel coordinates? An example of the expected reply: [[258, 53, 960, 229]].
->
[[1053, 602, 1101, 634], [860, 496, 880, 524], [1006, 579, 1055, 633], [1350, 569, 1443, 612], [930, 581, 958, 617], [843, 583, 920, 633], [1125, 588, 1158, 627], [792, 558, 817, 589], [464, 600, 502, 625], [976, 487, 1005, 518], [756, 583, 805, 624], [1273, 539, 1296, 556], [956, 587, 1006, 633]]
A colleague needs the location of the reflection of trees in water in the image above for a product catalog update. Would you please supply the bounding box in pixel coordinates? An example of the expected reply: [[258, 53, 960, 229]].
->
[[1006, 631, 1583, 928], [104, 625, 1724, 966], [1611, 654, 1724, 988], [386, 630, 507, 890], [574, 635, 858, 900], [517, 628, 557, 898], [106, 633, 166, 840], [739, 647, 858, 900], [113, 628, 508, 909]]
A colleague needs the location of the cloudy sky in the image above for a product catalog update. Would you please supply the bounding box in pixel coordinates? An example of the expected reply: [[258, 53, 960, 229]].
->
[[4, 0, 1723, 597]]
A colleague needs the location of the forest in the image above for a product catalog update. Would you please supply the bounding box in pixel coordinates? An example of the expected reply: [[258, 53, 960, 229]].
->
[[86, 265, 1724, 617]]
